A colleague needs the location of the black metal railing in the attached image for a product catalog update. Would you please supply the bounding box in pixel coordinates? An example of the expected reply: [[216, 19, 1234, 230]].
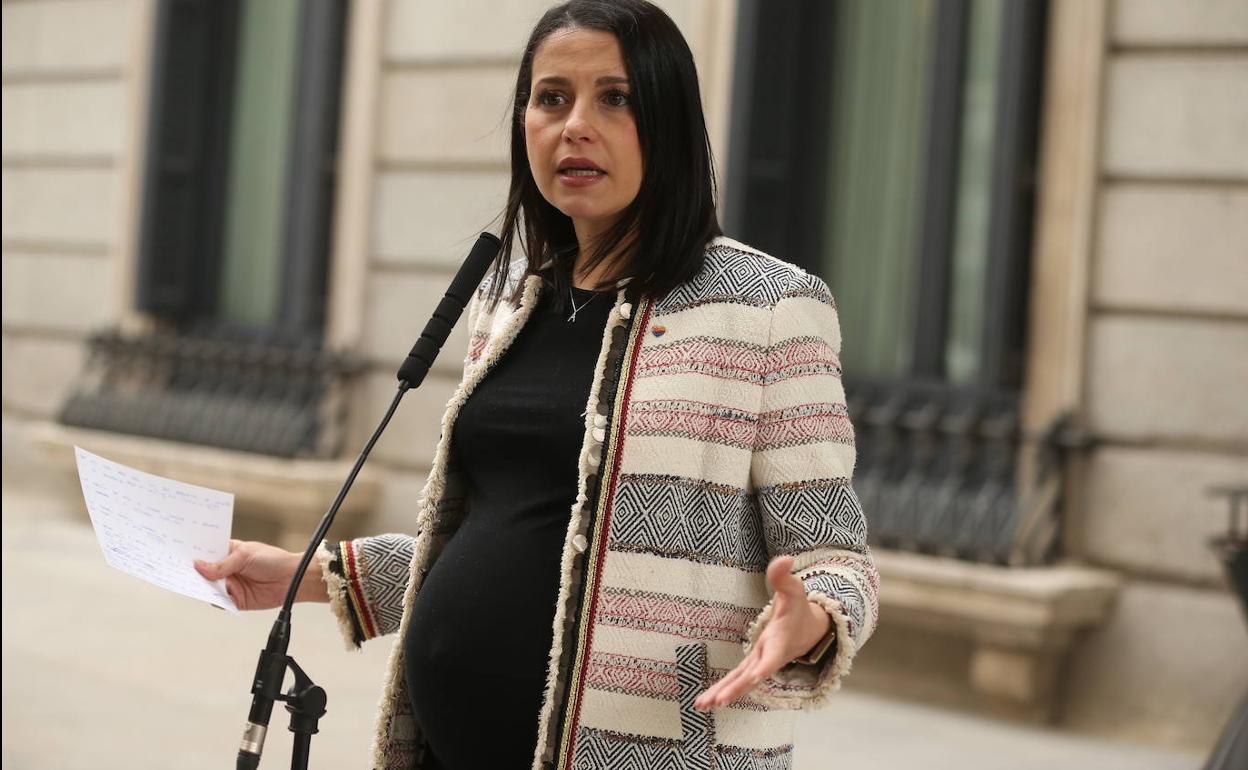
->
[[847, 380, 1083, 566], [58, 326, 365, 459]]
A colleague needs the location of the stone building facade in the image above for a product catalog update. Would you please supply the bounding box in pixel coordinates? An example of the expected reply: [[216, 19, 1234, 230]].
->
[[2, 0, 1244, 753]]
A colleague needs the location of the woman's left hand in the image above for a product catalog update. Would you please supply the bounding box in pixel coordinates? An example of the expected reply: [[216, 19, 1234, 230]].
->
[[693, 554, 831, 711]]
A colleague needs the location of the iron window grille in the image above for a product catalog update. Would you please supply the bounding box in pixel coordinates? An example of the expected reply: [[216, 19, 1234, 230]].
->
[[59, 325, 365, 459]]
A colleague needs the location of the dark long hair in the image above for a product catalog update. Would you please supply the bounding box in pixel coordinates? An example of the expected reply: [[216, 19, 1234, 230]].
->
[[484, 0, 721, 311]]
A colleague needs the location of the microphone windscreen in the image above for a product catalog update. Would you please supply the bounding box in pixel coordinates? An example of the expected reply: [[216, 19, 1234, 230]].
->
[[447, 232, 502, 307], [396, 232, 502, 387]]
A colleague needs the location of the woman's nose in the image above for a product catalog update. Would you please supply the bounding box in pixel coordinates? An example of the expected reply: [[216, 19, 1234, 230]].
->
[[562, 102, 597, 142]]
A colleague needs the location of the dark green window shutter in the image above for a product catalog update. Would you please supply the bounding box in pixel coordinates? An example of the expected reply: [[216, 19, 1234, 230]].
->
[[135, 0, 240, 322], [277, 0, 347, 334]]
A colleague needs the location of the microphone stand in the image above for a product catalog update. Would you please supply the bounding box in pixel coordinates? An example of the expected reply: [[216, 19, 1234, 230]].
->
[[234, 233, 501, 769]]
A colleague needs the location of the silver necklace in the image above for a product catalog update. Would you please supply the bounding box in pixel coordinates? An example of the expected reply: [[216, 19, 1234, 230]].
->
[[567, 286, 600, 322]]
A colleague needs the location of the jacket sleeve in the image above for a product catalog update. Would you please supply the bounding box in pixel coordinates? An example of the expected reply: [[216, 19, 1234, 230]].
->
[[318, 535, 418, 649], [744, 269, 879, 709], [317, 289, 487, 649]]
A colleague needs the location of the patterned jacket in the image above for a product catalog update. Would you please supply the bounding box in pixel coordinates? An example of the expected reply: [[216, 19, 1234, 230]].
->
[[317, 236, 879, 769]]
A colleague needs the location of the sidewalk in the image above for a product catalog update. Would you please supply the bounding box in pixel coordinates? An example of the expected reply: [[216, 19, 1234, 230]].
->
[[1, 490, 1204, 769]]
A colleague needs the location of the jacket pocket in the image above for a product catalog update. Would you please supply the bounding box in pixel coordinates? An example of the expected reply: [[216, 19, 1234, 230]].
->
[[675, 642, 716, 770]]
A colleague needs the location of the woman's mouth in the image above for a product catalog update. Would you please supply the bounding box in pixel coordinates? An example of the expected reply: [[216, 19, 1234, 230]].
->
[[557, 168, 607, 187]]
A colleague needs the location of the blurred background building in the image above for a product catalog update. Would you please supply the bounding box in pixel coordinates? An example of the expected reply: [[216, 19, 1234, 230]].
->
[[3, 0, 1245, 765]]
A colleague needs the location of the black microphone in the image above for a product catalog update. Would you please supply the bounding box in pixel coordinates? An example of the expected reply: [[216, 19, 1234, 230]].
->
[[235, 233, 501, 770], [397, 232, 501, 387]]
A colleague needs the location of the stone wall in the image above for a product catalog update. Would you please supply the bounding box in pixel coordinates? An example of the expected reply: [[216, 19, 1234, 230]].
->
[[1063, 0, 1248, 748], [2, 0, 145, 421]]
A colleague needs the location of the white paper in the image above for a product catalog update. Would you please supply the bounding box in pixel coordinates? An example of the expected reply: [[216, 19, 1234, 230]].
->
[[74, 446, 239, 613]]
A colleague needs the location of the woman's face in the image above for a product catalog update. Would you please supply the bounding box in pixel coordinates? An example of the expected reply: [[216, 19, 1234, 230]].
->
[[524, 28, 643, 240]]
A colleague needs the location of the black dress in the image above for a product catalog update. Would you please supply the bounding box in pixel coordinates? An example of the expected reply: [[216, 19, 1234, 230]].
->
[[403, 283, 612, 769]]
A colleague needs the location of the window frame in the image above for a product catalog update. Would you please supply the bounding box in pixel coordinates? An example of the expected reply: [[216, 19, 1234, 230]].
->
[[726, 0, 1047, 396], [134, 0, 348, 336]]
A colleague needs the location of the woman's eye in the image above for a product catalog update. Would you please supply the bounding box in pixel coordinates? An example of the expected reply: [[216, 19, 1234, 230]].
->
[[534, 89, 630, 108]]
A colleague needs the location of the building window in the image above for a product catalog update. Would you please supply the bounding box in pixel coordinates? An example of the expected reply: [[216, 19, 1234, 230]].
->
[[136, 0, 346, 334], [57, 0, 358, 459], [727, 0, 1052, 563]]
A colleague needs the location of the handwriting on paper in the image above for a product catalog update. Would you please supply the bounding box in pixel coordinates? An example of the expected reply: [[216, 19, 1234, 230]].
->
[[74, 446, 239, 612]]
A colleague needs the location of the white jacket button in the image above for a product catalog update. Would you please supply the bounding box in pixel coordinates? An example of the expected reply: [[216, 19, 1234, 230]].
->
[[587, 452, 600, 468], [592, 427, 606, 443], [594, 414, 607, 428], [573, 534, 589, 553], [619, 302, 632, 320]]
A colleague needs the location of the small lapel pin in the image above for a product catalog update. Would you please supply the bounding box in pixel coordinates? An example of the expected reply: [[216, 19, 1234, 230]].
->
[[651, 323, 666, 337]]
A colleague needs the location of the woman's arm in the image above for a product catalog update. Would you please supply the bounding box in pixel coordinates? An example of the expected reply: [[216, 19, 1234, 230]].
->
[[699, 269, 879, 710]]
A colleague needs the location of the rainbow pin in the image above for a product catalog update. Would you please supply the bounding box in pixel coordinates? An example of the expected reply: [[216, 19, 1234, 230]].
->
[[651, 323, 667, 337]]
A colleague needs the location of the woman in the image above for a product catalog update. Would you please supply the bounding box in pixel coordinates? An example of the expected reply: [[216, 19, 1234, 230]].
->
[[196, 2, 878, 768]]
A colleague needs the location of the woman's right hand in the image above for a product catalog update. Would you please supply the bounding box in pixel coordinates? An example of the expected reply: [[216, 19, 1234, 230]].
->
[[194, 539, 330, 610]]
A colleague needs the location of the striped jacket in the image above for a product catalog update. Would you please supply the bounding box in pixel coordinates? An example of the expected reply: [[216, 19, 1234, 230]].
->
[[318, 236, 879, 769]]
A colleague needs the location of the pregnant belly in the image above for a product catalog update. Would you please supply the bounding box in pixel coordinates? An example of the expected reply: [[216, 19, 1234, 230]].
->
[[404, 516, 565, 765], [405, 514, 564, 678]]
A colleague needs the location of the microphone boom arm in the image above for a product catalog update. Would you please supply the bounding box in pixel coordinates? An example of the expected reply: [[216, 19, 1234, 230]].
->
[[234, 233, 501, 770]]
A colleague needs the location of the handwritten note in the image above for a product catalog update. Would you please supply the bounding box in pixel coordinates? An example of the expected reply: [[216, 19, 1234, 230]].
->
[[74, 446, 239, 613]]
